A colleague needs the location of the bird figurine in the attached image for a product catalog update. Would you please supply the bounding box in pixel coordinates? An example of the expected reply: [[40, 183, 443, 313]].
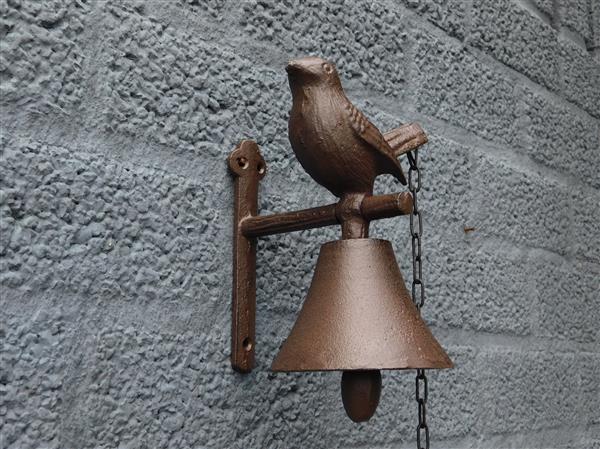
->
[[286, 56, 408, 199]]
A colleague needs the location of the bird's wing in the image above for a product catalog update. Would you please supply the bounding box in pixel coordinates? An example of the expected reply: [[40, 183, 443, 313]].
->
[[344, 101, 407, 185]]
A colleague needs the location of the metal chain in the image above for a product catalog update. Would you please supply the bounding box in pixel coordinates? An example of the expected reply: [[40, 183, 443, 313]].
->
[[407, 150, 429, 449], [407, 151, 424, 309]]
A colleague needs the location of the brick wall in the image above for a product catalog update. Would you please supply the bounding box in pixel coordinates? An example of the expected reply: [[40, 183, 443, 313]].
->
[[1, 0, 598, 448]]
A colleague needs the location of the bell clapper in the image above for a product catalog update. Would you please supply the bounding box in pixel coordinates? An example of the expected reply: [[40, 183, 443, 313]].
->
[[341, 370, 382, 422]]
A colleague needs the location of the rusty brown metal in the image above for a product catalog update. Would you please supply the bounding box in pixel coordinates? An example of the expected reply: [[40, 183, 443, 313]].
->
[[287, 57, 407, 196], [228, 142, 419, 373], [227, 140, 266, 373], [341, 370, 382, 423], [270, 239, 453, 372], [384, 122, 429, 157], [228, 56, 450, 425], [240, 191, 413, 238]]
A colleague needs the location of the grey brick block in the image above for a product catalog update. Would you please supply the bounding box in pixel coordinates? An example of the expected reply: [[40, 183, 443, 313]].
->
[[94, 3, 290, 154], [419, 134, 474, 229], [558, 0, 592, 44], [0, 300, 380, 449], [256, 232, 324, 342], [558, 37, 600, 118], [532, 0, 555, 18], [49, 323, 337, 449], [412, 30, 520, 146], [421, 346, 478, 438], [521, 87, 600, 189], [565, 442, 600, 449], [470, 153, 571, 255], [477, 350, 581, 435], [175, 0, 229, 20], [0, 0, 92, 113], [0, 141, 228, 309], [470, 0, 561, 92], [571, 189, 600, 263], [578, 353, 600, 425], [423, 235, 533, 335], [63, 327, 226, 448], [238, 0, 411, 96], [532, 259, 600, 343], [1, 308, 70, 449], [398, 0, 468, 39], [592, 0, 600, 48]]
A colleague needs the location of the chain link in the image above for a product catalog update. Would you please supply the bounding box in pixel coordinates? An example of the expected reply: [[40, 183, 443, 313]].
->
[[407, 150, 429, 449]]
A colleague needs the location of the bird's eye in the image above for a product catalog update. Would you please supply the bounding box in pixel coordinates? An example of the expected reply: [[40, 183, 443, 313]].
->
[[323, 63, 333, 74]]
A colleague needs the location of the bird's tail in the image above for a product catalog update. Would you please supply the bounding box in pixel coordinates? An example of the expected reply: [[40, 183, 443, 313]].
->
[[384, 123, 428, 159]]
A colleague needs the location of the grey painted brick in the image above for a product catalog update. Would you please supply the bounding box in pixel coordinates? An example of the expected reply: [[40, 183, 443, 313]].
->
[[1, 308, 70, 449], [477, 349, 581, 435], [592, 0, 600, 48], [239, 0, 411, 97], [0, 0, 92, 114], [532, 258, 600, 343], [470, 0, 561, 92], [0, 296, 383, 449], [420, 346, 478, 438], [46, 321, 339, 449], [0, 140, 229, 312], [571, 188, 600, 263], [94, 2, 290, 155], [398, 0, 468, 39], [532, 0, 555, 18], [485, 428, 600, 449], [558, 0, 592, 44], [424, 235, 534, 335], [520, 87, 600, 189], [558, 36, 600, 118], [412, 30, 520, 146], [578, 353, 600, 425], [175, 0, 229, 20], [470, 153, 571, 255], [418, 134, 474, 228], [256, 231, 325, 343], [568, 437, 600, 449]]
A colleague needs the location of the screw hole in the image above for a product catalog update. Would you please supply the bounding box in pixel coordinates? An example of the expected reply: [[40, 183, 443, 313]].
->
[[257, 163, 265, 174], [237, 157, 249, 169], [242, 337, 253, 352]]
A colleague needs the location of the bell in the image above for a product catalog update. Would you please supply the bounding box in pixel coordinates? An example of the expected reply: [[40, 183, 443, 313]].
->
[[271, 238, 453, 422]]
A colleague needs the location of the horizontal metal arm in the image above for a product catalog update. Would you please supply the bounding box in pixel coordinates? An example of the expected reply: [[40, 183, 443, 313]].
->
[[240, 192, 413, 238]]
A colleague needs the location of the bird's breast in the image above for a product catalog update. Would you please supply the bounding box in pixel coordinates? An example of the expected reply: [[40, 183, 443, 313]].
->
[[288, 92, 378, 196]]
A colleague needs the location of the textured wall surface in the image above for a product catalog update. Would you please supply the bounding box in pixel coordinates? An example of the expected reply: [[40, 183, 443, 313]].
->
[[1, 0, 599, 448]]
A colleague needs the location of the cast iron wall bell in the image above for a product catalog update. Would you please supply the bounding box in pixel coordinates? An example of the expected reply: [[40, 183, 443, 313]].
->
[[228, 57, 453, 425]]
